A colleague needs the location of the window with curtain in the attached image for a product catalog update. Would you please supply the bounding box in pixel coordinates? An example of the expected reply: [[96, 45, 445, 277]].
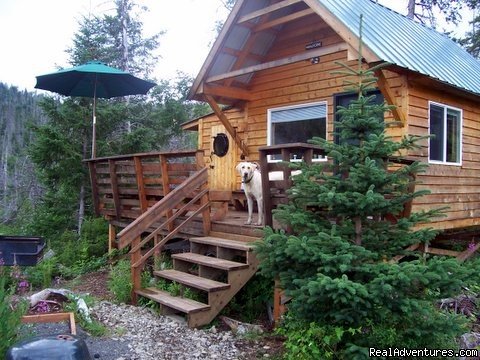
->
[[429, 102, 462, 165], [267, 102, 327, 160]]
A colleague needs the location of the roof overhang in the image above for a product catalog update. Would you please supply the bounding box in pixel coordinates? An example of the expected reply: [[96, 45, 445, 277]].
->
[[188, 0, 380, 106]]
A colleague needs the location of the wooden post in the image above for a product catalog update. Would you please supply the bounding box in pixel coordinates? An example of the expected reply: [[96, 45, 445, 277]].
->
[[195, 149, 205, 170], [160, 154, 174, 232], [131, 235, 141, 304], [273, 279, 287, 327], [201, 183, 211, 235], [134, 156, 148, 213], [88, 162, 100, 216], [108, 160, 121, 220], [108, 223, 116, 253], [259, 148, 272, 227]]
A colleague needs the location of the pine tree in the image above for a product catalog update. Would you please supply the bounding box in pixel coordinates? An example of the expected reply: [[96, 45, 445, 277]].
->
[[255, 17, 479, 359]]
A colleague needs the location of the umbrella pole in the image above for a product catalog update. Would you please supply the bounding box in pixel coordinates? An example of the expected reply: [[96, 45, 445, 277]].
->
[[91, 76, 97, 158]]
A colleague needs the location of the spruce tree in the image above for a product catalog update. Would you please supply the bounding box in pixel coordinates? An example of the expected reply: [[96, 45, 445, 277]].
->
[[255, 18, 478, 359]]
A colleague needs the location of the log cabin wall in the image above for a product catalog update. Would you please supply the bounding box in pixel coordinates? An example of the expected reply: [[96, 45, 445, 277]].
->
[[199, 14, 407, 194], [195, 12, 480, 231], [406, 82, 480, 230]]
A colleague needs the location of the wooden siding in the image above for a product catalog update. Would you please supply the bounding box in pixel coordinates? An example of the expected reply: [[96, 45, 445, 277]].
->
[[407, 83, 480, 230], [196, 13, 480, 231]]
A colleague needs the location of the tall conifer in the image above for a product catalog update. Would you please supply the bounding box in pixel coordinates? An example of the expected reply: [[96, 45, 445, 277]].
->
[[255, 16, 478, 358]]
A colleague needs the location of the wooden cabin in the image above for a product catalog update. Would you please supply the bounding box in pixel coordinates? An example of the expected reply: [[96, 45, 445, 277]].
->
[[185, 0, 480, 232], [86, 0, 480, 327]]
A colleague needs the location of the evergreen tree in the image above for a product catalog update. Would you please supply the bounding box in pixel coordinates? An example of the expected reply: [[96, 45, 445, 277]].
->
[[458, 1, 480, 58], [255, 19, 479, 359]]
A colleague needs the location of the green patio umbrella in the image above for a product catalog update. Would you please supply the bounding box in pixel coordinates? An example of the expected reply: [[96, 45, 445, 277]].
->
[[35, 61, 156, 158]]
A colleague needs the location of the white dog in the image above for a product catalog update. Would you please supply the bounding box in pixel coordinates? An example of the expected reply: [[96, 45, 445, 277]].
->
[[236, 162, 264, 226]]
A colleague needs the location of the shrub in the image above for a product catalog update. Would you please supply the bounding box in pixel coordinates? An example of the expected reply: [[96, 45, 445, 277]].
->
[[0, 276, 28, 357], [223, 274, 273, 323], [108, 260, 133, 303], [254, 18, 478, 358]]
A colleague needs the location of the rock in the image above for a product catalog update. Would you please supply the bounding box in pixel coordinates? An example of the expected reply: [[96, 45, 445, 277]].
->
[[459, 332, 480, 360]]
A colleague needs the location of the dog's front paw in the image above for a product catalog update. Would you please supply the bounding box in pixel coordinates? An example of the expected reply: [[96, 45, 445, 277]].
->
[[245, 219, 252, 225], [255, 222, 263, 226]]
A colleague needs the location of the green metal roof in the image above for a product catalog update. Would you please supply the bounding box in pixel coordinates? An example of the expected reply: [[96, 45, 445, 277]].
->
[[318, 0, 480, 95]]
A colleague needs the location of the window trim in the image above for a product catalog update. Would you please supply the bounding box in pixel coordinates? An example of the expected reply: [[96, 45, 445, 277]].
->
[[428, 101, 463, 166], [267, 101, 328, 162]]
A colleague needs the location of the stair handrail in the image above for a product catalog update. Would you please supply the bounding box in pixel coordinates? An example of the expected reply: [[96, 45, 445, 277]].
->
[[118, 167, 211, 303], [117, 167, 210, 249]]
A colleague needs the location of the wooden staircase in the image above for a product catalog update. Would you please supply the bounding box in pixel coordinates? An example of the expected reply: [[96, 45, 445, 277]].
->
[[115, 168, 262, 328], [136, 233, 259, 328]]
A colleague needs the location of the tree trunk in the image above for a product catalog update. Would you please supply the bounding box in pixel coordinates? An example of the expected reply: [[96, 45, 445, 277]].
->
[[407, 0, 415, 19], [77, 138, 88, 234]]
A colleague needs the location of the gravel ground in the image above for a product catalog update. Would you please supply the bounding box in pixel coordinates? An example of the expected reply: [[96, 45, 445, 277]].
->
[[21, 301, 281, 360]]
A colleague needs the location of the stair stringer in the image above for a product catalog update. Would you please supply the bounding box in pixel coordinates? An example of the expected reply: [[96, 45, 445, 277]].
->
[[186, 251, 259, 328]]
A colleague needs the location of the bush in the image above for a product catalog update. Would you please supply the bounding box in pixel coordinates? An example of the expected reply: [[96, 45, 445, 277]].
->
[[24, 257, 56, 289], [277, 315, 362, 360], [108, 260, 132, 303], [223, 274, 273, 323], [0, 276, 28, 357], [254, 29, 478, 358]]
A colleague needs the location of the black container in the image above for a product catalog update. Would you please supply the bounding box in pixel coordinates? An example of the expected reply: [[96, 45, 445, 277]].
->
[[0, 235, 46, 266], [6, 334, 92, 360]]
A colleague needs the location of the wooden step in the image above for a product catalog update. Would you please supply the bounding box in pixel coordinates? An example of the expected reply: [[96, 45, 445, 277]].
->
[[208, 231, 261, 243], [172, 253, 249, 270], [190, 236, 255, 251], [154, 269, 230, 292], [136, 287, 210, 314]]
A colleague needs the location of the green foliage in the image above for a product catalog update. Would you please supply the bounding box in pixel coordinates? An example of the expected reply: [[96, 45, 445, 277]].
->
[[63, 294, 107, 337], [0, 276, 28, 358], [154, 278, 203, 303], [223, 274, 273, 323], [277, 315, 363, 360], [79, 217, 109, 258], [108, 260, 133, 303], [254, 18, 479, 358], [24, 257, 56, 289]]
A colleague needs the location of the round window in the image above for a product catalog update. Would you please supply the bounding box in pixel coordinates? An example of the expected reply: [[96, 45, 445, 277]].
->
[[213, 133, 229, 157]]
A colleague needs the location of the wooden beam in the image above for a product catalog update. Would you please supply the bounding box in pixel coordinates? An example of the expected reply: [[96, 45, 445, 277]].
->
[[303, 0, 380, 63], [225, 4, 277, 88], [108, 159, 121, 220], [222, 46, 264, 62], [188, 0, 246, 99], [237, 0, 302, 23], [134, 156, 148, 213], [253, 8, 315, 32], [204, 94, 249, 156], [22, 312, 76, 335], [374, 69, 406, 126], [203, 84, 252, 101], [160, 154, 174, 232], [88, 162, 100, 216], [206, 43, 348, 83]]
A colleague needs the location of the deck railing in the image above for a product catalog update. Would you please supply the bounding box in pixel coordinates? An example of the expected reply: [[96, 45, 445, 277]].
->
[[258, 143, 327, 227], [116, 167, 211, 300], [84, 150, 203, 222], [258, 143, 417, 228]]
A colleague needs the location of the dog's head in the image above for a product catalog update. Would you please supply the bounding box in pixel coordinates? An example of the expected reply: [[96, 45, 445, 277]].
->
[[236, 162, 258, 183]]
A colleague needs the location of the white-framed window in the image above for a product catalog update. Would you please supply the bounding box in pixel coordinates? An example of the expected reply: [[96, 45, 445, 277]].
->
[[267, 101, 328, 161], [428, 101, 462, 165]]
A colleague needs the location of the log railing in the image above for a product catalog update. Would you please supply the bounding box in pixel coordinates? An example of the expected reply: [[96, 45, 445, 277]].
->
[[258, 143, 417, 228], [116, 167, 211, 300], [84, 150, 203, 222], [258, 143, 327, 227]]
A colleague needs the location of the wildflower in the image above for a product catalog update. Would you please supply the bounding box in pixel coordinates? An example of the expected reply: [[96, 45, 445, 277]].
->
[[36, 301, 49, 313], [17, 280, 30, 294], [468, 241, 476, 251]]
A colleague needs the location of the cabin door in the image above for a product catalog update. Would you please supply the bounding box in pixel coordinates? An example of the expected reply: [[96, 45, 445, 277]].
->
[[209, 124, 237, 190]]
